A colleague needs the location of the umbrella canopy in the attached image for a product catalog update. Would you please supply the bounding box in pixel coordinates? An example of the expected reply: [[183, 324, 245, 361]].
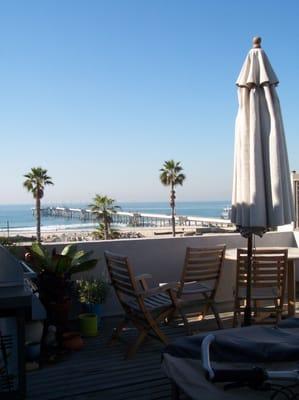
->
[[231, 37, 294, 325], [231, 37, 294, 234]]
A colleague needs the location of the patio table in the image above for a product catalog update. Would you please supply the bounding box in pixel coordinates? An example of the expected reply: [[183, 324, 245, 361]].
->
[[225, 247, 299, 317]]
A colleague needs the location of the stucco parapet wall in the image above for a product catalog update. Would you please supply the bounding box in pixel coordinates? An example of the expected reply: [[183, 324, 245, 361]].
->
[[19, 231, 297, 317]]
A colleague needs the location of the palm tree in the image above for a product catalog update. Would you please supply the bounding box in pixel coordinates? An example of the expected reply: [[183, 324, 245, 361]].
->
[[92, 223, 121, 240], [89, 195, 120, 240], [23, 167, 54, 243], [159, 160, 186, 237]]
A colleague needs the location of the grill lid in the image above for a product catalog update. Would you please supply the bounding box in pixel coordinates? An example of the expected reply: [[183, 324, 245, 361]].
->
[[0, 245, 24, 287]]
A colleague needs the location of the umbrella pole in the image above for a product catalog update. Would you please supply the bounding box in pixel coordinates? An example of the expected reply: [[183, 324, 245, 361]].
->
[[244, 233, 253, 326]]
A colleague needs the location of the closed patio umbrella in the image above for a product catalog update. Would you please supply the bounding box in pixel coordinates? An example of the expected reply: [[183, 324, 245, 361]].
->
[[231, 37, 294, 326]]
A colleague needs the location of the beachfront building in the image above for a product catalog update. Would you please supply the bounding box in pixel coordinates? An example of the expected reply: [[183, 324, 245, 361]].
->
[[293, 171, 299, 229]]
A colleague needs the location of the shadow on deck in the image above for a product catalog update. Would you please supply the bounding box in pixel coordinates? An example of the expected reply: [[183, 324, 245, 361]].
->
[[26, 314, 234, 400]]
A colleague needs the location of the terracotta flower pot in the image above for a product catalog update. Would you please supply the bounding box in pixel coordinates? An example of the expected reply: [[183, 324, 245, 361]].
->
[[62, 332, 84, 351]]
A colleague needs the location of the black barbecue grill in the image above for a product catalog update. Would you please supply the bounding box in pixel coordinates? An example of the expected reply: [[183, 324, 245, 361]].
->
[[0, 245, 45, 399]]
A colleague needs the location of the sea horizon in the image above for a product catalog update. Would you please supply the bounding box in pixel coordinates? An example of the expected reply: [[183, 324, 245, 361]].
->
[[0, 201, 230, 232]]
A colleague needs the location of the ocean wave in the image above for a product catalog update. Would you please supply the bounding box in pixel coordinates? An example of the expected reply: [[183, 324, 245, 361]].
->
[[0, 223, 98, 232], [0, 222, 129, 233]]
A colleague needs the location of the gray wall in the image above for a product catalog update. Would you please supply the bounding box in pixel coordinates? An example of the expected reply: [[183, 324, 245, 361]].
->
[[42, 231, 296, 316]]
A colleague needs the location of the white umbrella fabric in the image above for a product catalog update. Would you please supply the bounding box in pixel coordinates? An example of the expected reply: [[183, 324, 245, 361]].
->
[[231, 37, 294, 325]]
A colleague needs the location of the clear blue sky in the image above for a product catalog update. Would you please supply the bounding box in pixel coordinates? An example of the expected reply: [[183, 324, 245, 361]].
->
[[1, 0, 298, 204]]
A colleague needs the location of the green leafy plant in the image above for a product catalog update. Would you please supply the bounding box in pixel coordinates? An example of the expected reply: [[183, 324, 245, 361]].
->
[[29, 242, 98, 277], [28, 243, 99, 309], [77, 278, 110, 304]]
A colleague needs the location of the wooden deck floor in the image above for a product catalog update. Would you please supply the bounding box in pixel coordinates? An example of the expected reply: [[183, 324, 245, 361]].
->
[[26, 315, 232, 400]]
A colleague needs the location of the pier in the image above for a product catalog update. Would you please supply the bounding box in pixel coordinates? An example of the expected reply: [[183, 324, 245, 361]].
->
[[32, 207, 234, 229]]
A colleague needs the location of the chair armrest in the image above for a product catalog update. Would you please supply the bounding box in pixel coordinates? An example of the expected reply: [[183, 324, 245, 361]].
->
[[135, 273, 152, 291], [159, 282, 180, 290], [138, 282, 178, 297], [135, 273, 152, 281]]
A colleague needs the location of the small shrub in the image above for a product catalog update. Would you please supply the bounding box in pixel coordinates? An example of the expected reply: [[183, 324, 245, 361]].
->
[[76, 278, 110, 304]]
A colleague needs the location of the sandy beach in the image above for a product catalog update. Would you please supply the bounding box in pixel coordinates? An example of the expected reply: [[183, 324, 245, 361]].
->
[[0, 203, 233, 244], [2, 224, 234, 243]]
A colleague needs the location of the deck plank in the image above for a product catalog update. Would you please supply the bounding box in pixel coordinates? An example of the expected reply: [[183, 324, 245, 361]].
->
[[26, 315, 231, 399]]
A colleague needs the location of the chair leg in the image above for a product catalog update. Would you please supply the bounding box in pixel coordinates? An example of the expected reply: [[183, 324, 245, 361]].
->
[[275, 299, 282, 325], [233, 300, 240, 328], [276, 311, 282, 325], [108, 316, 129, 345], [150, 321, 169, 344], [201, 302, 210, 320], [177, 306, 192, 335], [233, 298, 241, 328], [165, 308, 177, 325], [253, 300, 258, 318], [125, 330, 148, 359], [171, 382, 181, 400], [232, 311, 239, 328], [210, 302, 223, 329]]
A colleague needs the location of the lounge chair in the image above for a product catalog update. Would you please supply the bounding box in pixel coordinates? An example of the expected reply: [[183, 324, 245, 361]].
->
[[162, 318, 299, 399]]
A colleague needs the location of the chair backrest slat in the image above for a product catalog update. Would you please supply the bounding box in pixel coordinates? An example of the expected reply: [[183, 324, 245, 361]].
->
[[185, 265, 220, 273], [179, 245, 226, 295], [186, 273, 220, 281], [105, 251, 140, 305], [236, 248, 288, 294], [187, 259, 221, 267], [113, 279, 136, 293], [184, 269, 220, 281], [109, 269, 132, 283]]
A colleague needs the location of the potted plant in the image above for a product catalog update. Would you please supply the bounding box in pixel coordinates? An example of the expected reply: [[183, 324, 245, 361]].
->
[[76, 278, 110, 327], [28, 243, 98, 328]]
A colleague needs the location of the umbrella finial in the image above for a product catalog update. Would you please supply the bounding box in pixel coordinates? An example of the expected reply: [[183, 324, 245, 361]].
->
[[252, 36, 262, 48]]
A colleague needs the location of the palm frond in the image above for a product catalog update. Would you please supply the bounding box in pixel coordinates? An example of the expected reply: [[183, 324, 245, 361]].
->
[[23, 167, 54, 194], [159, 160, 186, 187]]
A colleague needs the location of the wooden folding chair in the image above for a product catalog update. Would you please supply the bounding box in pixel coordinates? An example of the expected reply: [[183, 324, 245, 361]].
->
[[104, 251, 177, 358], [233, 248, 288, 327], [176, 245, 226, 334]]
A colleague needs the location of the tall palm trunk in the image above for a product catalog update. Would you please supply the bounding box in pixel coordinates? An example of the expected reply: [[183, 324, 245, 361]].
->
[[103, 213, 109, 240], [36, 195, 41, 243], [170, 186, 176, 237]]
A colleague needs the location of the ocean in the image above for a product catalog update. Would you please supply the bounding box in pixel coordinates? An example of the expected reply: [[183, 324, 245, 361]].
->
[[0, 201, 230, 233]]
